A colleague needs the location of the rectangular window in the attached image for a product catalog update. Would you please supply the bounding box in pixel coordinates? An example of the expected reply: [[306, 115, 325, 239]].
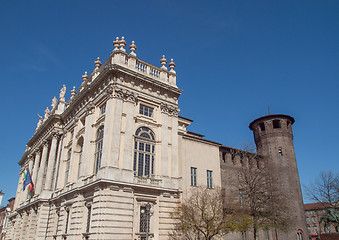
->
[[99, 103, 106, 116], [191, 167, 197, 186], [139, 104, 154, 117], [273, 120, 281, 128], [306, 217, 309, 224], [207, 170, 213, 188], [239, 189, 244, 204], [311, 217, 317, 224], [241, 232, 246, 240]]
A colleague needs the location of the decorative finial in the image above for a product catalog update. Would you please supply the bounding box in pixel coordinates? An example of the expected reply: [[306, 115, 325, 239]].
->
[[82, 71, 88, 82], [94, 57, 101, 70], [169, 59, 176, 73], [129, 41, 137, 56], [119, 36, 126, 52], [160, 55, 167, 70], [113, 37, 120, 51], [71, 86, 76, 97]]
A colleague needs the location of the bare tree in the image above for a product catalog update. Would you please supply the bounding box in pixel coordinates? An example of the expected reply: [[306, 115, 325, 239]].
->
[[304, 171, 339, 232], [231, 146, 291, 240], [170, 187, 251, 240], [304, 171, 339, 208]]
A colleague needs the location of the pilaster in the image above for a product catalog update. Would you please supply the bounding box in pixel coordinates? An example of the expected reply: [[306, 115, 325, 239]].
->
[[31, 150, 41, 193], [45, 134, 60, 190], [36, 141, 50, 195], [80, 107, 96, 178]]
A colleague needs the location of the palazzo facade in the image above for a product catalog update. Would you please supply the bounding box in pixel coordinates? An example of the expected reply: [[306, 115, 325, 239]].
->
[[7, 37, 307, 240]]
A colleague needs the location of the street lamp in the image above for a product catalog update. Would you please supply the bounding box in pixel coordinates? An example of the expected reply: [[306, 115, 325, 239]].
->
[[140, 202, 153, 240]]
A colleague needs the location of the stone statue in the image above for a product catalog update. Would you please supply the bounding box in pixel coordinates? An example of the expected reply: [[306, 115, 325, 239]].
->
[[51, 97, 57, 110], [44, 107, 50, 120], [59, 85, 66, 101], [320, 208, 339, 232], [36, 114, 43, 130]]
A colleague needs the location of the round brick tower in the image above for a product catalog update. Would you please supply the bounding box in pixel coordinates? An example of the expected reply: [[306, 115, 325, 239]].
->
[[249, 114, 307, 239]]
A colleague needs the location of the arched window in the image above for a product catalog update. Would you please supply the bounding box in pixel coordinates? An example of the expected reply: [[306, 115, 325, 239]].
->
[[94, 126, 104, 174], [134, 127, 155, 177], [296, 230, 303, 240]]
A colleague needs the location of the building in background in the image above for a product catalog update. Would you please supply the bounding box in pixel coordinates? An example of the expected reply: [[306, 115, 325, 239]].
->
[[304, 202, 338, 239], [0, 197, 15, 240], [6, 37, 307, 240]]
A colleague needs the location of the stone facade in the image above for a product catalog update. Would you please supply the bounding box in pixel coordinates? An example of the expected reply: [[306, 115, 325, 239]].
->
[[7, 37, 306, 240]]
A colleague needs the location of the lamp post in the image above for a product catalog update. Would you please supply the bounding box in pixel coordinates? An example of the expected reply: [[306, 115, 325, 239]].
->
[[141, 202, 153, 240]]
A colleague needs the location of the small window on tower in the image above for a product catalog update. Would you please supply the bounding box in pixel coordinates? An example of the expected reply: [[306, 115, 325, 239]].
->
[[259, 122, 265, 131], [273, 120, 281, 128]]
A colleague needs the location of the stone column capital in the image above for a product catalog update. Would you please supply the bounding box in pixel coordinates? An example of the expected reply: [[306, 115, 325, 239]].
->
[[42, 140, 49, 147], [35, 149, 42, 155]]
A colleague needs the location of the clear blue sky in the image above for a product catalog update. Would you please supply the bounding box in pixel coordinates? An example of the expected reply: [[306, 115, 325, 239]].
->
[[0, 0, 338, 204]]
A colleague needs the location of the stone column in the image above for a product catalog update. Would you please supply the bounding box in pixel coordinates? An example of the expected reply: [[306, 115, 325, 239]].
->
[[80, 110, 95, 177], [102, 97, 114, 168], [45, 134, 59, 190], [160, 112, 169, 176], [122, 99, 136, 170], [171, 114, 179, 178], [110, 97, 123, 167], [35, 141, 49, 194], [31, 150, 41, 193], [52, 136, 64, 189]]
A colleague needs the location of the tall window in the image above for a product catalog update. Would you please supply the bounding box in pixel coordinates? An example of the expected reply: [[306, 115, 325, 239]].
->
[[99, 103, 106, 116], [133, 127, 155, 177], [139, 104, 154, 117], [191, 167, 197, 186], [296, 231, 303, 240], [239, 189, 244, 204], [207, 170, 213, 188], [77, 137, 84, 179], [64, 207, 70, 234], [85, 202, 92, 233], [64, 149, 71, 185], [94, 126, 104, 174]]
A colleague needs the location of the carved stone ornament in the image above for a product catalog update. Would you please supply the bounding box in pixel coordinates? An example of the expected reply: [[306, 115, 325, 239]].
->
[[160, 103, 180, 116], [42, 140, 49, 147], [86, 103, 95, 116], [113, 87, 137, 103]]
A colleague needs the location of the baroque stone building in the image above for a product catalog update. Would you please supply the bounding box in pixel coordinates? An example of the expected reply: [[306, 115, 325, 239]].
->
[[7, 37, 307, 240]]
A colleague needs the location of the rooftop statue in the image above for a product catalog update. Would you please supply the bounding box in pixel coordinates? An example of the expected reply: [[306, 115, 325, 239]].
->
[[36, 114, 43, 131], [59, 85, 66, 102], [44, 107, 50, 120], [51, 97, 57, 110]]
